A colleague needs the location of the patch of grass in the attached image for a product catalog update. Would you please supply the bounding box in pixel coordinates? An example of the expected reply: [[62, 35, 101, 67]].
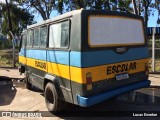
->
[[148, 40, 160, 48], [149, 58, 160, 72], [0, 49, 19, 67], [155, 58, 160, 71], [149, 49, 160, 71]]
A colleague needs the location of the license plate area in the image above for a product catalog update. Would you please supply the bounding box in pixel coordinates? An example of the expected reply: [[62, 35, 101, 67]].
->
[[116, 73, 129, 80]]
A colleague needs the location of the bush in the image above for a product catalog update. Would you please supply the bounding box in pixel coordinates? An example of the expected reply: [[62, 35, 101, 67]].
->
[[0, 49, 19, 67], [0, 40, 12, 49]]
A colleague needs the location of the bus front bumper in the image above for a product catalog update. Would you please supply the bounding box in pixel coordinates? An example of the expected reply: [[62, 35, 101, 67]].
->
[[77, 80, 150, 107]]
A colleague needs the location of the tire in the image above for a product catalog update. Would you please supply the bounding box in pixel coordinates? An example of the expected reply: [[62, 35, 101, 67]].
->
[[25, 72, 32, 90], [45, 82, 65, 113]]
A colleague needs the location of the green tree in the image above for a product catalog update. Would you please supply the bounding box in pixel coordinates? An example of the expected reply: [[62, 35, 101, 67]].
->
[[0, 1, 34, 67], [14, 0, 160, 29], [14, 0, 59, 20], [65, 0, 159, 28], [0, 3, 34, 37], [65, 0, 132, 12], [15, 0, 132, 20]]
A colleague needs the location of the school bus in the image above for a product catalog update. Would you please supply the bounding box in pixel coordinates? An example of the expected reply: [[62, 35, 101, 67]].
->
[[19, 9, 150, 112]]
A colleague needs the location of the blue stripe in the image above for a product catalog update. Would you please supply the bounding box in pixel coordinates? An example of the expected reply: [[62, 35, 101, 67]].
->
[[77, 80, 151, 107], [26, 49, 46, 61], [19, 47, 148, 67], [23, 49, 69, 65], [70, 51, 81, 67], [19, 48, 25, 56], [47, 50, 69, 65], [70, 47, 149, 67]]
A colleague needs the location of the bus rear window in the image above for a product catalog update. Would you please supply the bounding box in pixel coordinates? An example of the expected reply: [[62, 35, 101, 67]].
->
[[88, 16, 145, 47]]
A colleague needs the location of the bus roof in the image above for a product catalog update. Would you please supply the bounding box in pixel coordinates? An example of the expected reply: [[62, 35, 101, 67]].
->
[[27, 9, 83, 29], [27, 9, 141, 30]]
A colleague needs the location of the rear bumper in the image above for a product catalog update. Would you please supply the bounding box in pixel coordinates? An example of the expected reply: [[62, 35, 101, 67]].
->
[[77, 80, 150, 107]]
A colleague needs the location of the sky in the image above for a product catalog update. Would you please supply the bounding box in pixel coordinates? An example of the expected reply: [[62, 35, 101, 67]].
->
[[0, 0, 5, 3], [0, 0, 159, 27], [148, 10, 159, 27]]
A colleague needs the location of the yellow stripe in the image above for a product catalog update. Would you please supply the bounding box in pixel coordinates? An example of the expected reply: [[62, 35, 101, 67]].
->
[[19, 56, 26, 64], [47, 62, 70, 80], [19, 57, 148, 84], [26, 58, 47, 72], [70, 58, 148, 83], [23, 57, 70, 79]]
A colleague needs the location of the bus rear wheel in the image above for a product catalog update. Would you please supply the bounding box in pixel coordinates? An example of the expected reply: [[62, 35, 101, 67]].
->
[[45, 82, 65, 113]]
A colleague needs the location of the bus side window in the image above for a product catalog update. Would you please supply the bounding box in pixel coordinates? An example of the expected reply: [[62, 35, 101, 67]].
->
[[61, 21, 69, 47], [39, 26, 47, 48], [27, 30, 33, 47], [33, 28, 39, 47], [49, 21, 69, 48]]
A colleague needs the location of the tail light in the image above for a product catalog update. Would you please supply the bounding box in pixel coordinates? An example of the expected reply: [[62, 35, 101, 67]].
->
[[86, 72, 92, 90], [145, 63, 149, 75]]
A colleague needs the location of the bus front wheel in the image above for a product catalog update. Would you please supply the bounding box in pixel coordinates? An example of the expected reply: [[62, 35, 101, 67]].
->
[[45, 82, 64, 113], [25, 72, 32, 90]]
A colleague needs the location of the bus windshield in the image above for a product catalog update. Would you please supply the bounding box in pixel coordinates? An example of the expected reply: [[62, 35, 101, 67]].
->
[[88, 16, 145, 47]]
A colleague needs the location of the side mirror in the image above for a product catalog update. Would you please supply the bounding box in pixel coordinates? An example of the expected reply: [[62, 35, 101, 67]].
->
[[19, 36, 23, 52]]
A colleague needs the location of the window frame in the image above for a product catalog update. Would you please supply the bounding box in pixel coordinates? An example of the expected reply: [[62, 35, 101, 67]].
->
[[48, 20, 70, 50], [26, 25, 47, 49], [88, 15, 145, 48]]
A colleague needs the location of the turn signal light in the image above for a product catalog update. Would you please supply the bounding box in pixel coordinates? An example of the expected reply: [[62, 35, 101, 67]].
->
[[86, 72, 92, 90]]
